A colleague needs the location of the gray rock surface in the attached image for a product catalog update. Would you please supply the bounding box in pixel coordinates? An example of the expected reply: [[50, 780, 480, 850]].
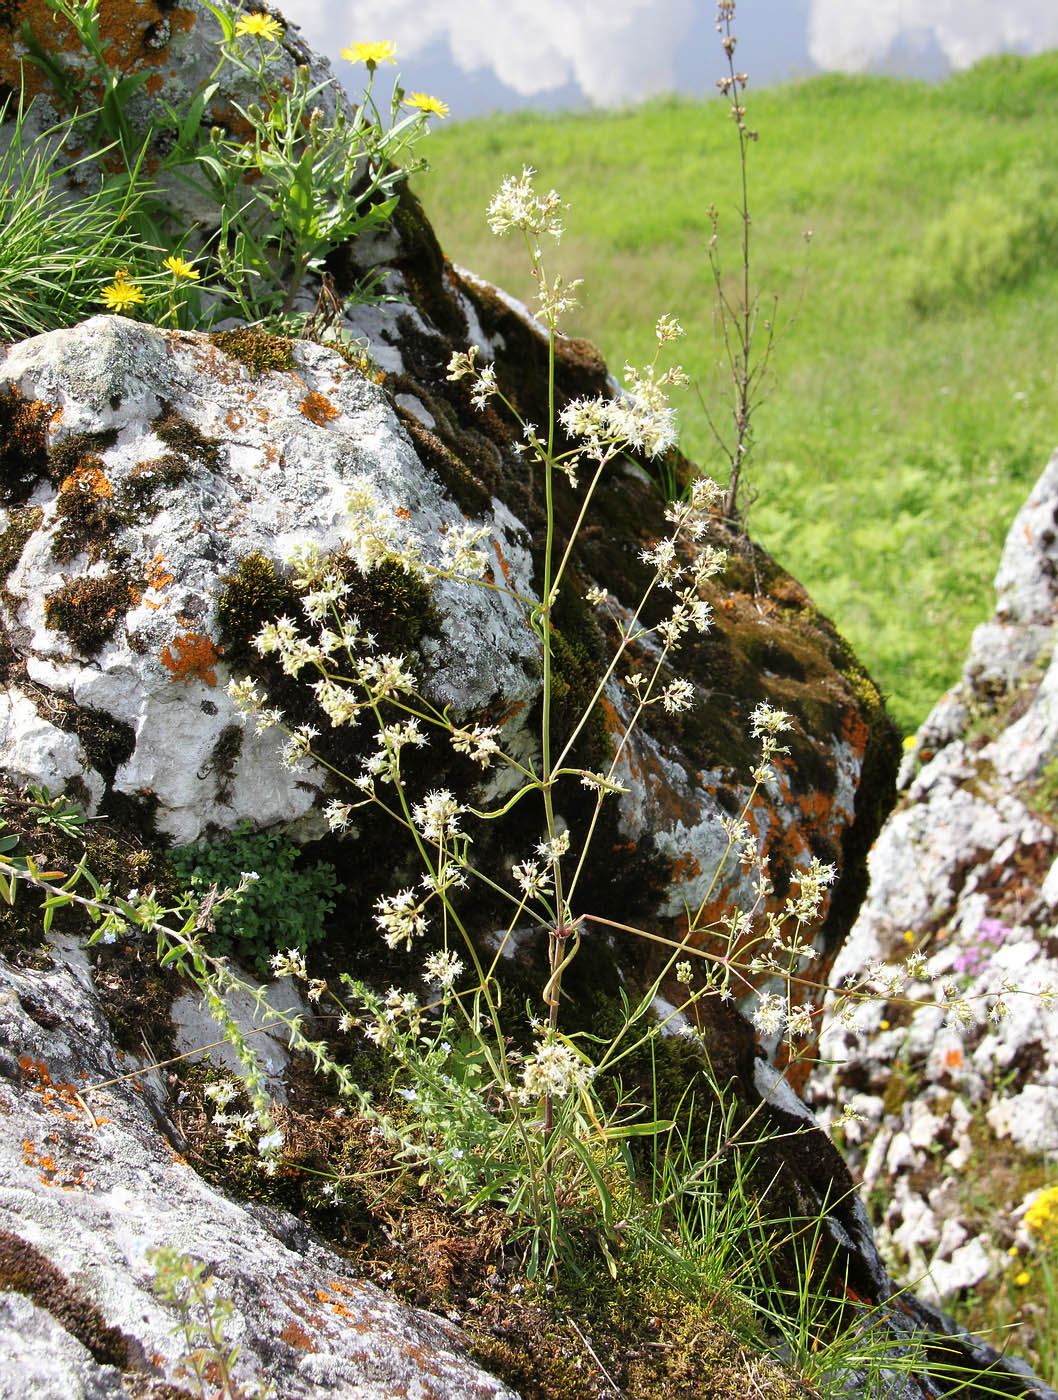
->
[[808, 451, 1058, 1315], [0, 938, 518, 1399]]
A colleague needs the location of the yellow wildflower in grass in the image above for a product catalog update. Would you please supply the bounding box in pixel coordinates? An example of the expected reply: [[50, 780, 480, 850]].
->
[[99, 277, 145, 312], [341, 41, 396, 68], [1015, 1270, 1032, 1287], [234, 12, 283, 42], [163, 255, 200, 281], [903, 930, 915, 944], [406, 92, 449, 119], [1025, 1184, 1058, 1247]]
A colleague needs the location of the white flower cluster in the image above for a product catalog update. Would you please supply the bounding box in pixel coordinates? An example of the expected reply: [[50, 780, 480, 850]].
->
[[517, 1037, 594, 1105], [486, 165, 564, 240], [559, 390, 676, 462], [450, 723, 501, 767]]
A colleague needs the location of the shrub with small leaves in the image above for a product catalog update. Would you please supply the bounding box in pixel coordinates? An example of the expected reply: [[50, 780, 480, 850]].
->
[[170, 821, 340, 975]]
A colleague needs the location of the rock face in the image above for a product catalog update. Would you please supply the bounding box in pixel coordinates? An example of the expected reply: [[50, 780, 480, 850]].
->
[[0, 937, 518, 1400], [807, 453, 1058, 1317]]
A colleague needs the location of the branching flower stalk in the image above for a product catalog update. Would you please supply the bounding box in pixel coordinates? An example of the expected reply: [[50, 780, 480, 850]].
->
[[708, 1, 779, 522]]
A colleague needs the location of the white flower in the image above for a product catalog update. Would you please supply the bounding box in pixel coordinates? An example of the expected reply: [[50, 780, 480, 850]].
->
[[424, 948, 464, 990], [451, 723, 501, 767], [513, 859, 552, 898], [412, 789, 465, 842], [486, 166, 564, 240], [324, 799, 353, 832], [750, 702, 793, 739], [257, 1128, 284, 1155], [270, 948, 308, 980], [536, 829, 570, 862], [517, 1037, 594, 1104], [655, 313, 684, 345], [375, 888, 429, 950], [661, 678, 695, 714], [752, 992, 786, 1038]]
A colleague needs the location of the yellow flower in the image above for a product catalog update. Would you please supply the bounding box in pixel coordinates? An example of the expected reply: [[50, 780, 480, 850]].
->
[[903, 930, 915, 944], [406, 92, 449, 119], [1015, 1270, 1031, 1287], [1025, 1184, 1058, 1246], [879, 1020, 890, 1031], [99, 277, 145, 311], [234, 12, 283, 41], [1008, 1245, 1020, 1257], [341, 41, 396, 68], [163, 255, 200, 281]]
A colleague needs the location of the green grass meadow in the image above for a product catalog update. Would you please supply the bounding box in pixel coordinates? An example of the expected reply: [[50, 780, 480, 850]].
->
[[419, 53, 1058, 732]]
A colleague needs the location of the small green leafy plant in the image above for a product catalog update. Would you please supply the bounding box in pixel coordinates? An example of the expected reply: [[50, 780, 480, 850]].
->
[[169, 820, 341, 976], [8, 0, 447, 337], [148, 1245, 272, 1400]]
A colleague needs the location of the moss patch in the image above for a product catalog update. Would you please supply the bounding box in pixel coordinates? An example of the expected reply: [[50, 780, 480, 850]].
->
[[215, 551, 300, 668], [43, 570, 138, 654], [209, 328, 295, 379], [0, 385, 53, 506], [0, 1229, 130, 1368], [151, 406, 222, 474], [0, 504, 42, 608]]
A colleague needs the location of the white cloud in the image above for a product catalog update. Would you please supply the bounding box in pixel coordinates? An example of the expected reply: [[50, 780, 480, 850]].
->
[[808, 0, 1058, 73], [281, 0, 694, 106]]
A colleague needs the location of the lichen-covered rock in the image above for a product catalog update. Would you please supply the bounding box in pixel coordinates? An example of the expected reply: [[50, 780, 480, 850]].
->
[[807, 452, 1058, 1320], [0, 297, 900, 1044], [0, 936, 519, 1399]]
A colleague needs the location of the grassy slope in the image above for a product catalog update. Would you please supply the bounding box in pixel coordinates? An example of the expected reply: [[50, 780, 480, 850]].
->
[[417, 54, 1058, 732]]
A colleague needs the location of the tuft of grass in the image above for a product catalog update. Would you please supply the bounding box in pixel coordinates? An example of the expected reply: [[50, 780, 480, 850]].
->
[[422, 55, 1058, 731]]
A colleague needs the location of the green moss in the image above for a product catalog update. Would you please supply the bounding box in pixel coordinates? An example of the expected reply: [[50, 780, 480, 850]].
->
[[50, 460, 125, 565], [0, 1230, 130, 1368], [0, 386, 53, 506], [339, 556, 440, 653], [71, 708, 136, 786], [0, 504, 42, 609], [46, 429, 119, 488], [209, 328, 295, 379], [43, 570, 136, 654], [215, 551, 300, 666], [152, 406, 222, 474], [118, 452, 192, 512]]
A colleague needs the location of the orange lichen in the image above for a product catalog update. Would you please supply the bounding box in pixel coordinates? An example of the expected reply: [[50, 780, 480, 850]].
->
[[279, 1319, 317, 1351], [59, 463, 112, 498], [160, 630, 222, 686], [144, 552, 174, 591], [298, 391, 340, 426], [22, 1137, 93, 1191], [4, 2, 196, 108]]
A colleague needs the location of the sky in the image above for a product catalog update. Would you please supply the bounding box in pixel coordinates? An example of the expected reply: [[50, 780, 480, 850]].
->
[[277, 0, 1058, 119]]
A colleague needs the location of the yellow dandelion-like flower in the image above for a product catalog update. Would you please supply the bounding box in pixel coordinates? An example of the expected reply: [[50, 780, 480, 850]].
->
[[341, 40, 396, 68], [903, 930, 915, 944], [163, 255, 200, 281], [1025, 1184, 1058, 1247], [234, 12, 283, 41], [1015, 1270, 1031, 1287], [405, 92, 449, 119], [99, 277, 145, 312], [879, 1020, 890, 1031]]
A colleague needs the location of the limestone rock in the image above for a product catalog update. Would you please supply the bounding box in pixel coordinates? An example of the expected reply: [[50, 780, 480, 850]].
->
[[0, 940, 518, 1399], [807, 451, 1058, 1339]]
